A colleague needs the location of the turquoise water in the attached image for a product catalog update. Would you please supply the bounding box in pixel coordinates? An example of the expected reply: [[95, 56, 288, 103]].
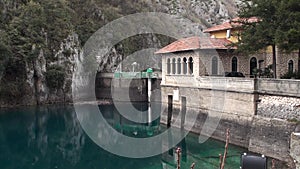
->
[[0, 104, 246, 169]]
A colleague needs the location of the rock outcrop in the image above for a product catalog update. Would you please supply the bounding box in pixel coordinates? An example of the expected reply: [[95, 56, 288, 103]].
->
[[0, 0, 240, 107]]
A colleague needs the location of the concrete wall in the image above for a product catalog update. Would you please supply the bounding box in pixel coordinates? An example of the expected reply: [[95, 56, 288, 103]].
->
[[160, 94, 300, 164], [291, 133, 300, 169], [161, 84, 256, 118], [257, 79, 300, 97], [160, 77, 300, 165], [95, 73, 161, 102], [249, 117, 298, 162], [160, 82, 256, 148]]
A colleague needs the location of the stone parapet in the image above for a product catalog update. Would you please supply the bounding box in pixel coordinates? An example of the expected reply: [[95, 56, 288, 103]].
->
[[291, 133, 300, 169], [197, 77, 255, 93], [257, 79, 300, 97]]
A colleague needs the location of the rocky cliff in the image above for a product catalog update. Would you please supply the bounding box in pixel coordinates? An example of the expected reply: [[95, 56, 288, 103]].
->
[[0, 0, 240, 107]]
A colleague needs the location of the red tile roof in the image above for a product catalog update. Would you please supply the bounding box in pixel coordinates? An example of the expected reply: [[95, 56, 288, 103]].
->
[[203, 21, 233, 33], [155, 36, 235, 54], [203, 17, 259, 33]]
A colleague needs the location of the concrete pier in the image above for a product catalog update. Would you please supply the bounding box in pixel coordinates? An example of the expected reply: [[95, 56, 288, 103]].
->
[[291, 133, 300, 169]]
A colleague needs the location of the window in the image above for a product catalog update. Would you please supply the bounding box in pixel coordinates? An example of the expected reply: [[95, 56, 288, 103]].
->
[[212, 56, 218, 75], [188, 57, 193, 74], [250, 57, 257, 75], [288, 60, 294, 73], [232, 57, 238, 72], [183, 57, 187, 74], [167, 58, 171, 74], [172, 58, 176, 74], [177, 58, 181, 74], [226, 29, 231, 39]]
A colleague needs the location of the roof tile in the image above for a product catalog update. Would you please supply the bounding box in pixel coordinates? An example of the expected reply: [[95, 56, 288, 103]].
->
[[203, 17, 259, 33], [155, 36, 235, 54]]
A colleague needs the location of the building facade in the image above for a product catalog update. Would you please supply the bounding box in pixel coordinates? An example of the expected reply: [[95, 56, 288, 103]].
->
[[154, 18, 300, 165], [203, 18, 299, 78]]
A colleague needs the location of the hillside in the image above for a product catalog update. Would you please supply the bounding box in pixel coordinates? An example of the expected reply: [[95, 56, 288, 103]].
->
[[0, 0, 239, 106]]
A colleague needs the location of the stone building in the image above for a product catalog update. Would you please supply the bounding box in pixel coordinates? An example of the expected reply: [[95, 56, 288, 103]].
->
[[156, 17, 299, 79], [155, 18, 300, 165], [203, 17, 299, 78]]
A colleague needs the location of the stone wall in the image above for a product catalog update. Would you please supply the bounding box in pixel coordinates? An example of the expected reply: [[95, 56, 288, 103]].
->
[[291, 133, 300, 169], [161, 48, 299, 79], [257, 95, 300, 120], [276, 51, 299, 78], [248, 117, 298, 163]]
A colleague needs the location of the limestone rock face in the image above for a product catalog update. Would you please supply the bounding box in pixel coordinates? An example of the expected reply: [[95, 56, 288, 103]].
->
[[19, 34, 83, 106], [0, 0, 240, 106]]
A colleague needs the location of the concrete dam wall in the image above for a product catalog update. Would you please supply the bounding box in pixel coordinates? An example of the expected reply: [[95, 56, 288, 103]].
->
[[96, 73, 300, 167], [160, 77, 300, 167], [95, 73, 161, 102]]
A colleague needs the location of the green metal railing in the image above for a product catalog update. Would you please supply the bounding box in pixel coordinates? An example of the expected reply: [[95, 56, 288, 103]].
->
[[114, 72, 157, 79]]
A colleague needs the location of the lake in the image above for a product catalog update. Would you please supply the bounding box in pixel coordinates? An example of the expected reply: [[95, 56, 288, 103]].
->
[[0, 104, 246, 169]]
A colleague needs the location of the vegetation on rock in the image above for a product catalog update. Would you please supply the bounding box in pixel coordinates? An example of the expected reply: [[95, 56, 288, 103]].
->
[[0, 0, 238, 105], [45, 65, 66, 90]]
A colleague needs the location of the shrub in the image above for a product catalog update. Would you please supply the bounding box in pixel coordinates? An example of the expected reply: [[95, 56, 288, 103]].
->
[[280, 71, 300, 79], [45, 65, 66, 90]]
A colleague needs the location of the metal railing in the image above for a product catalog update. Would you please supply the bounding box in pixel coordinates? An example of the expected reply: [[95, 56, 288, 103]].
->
[[114, 72, 158, 79]]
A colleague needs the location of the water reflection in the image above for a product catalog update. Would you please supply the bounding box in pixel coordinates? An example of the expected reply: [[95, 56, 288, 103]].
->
[[0, 104, 245, 169], [99, 102, 161, 138], [0, 105, 86, 168]]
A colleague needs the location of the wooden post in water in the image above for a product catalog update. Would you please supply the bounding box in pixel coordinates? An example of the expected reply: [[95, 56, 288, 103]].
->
[[220, 129, 230, 169], [190, 162, 195, 169], [219, 154, 223, 169], [272, 159, 276, 169], [176, 147, 181, 169]]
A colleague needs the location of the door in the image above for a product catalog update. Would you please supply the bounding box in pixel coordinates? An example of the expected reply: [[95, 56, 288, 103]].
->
[[250, 57, 257, 76], [167, 95, 173, 128], [181, 97, 186, 129]]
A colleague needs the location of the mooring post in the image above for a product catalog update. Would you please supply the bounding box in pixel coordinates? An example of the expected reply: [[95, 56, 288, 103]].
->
[[176, 147, 181, 169], [190, 162, 195, 169], [148, 77, 151, 124], [271, 159, 276, 169], [219, 154, 223, 169], [147, 68, 153, 125], [221, 129, 230, 169]]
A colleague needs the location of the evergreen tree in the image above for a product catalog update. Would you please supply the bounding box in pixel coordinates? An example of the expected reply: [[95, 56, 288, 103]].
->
[[275, 0, 300, 73], [40, 0, 73, 55], [0, 27, 11, 80], [8, 1, 46, 61], [237, 0, 281, 78]]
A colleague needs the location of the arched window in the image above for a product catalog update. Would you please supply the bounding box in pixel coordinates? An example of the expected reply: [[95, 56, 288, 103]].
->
[[232, 57, 238, 72], [250, 57, 257, 75], [167, 58, 171, 74], [172, 58, 176, 74], [177, 58, 181, 74], [288, 60, 294, 73], [183, 57, 187, 75], [212, 56, 218, 75], [188, 57, 193, 75]]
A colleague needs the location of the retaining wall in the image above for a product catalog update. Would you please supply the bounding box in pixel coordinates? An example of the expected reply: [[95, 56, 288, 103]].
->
[[160, 77, 300, 166], [291, 133, 300, 169]]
